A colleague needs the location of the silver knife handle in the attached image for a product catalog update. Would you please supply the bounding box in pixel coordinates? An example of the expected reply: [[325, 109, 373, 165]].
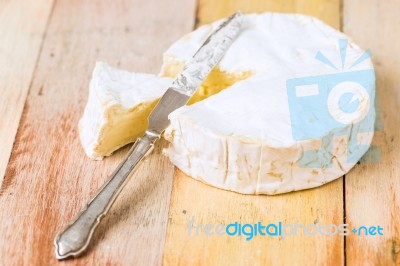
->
[[54, 130, 160, 260]]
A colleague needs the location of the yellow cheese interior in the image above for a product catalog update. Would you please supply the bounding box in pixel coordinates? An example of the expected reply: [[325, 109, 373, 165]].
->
[[91, 61, 251, 159], [93, 100, 159, 157]]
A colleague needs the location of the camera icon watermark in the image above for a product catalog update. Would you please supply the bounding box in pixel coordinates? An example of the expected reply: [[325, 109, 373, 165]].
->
[[286, 39, 380, 168]]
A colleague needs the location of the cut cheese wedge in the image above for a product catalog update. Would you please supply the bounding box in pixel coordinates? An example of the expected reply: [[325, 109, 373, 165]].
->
[[79, 62, 172, 160], [79, 12, 375, 194]]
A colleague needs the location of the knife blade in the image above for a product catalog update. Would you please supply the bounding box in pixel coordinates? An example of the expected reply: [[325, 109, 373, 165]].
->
[[54, 12, 243, 260]]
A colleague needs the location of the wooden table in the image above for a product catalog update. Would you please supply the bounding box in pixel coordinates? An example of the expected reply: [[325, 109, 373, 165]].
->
[[0, 0, 399, 265]]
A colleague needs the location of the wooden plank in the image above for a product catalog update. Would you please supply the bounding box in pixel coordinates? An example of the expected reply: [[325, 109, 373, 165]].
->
[[0, 0, 55, 184], [196, 0, 340, 28], [163, 1, 344, 265], [343, 0, 400, 264], [0, 0, 196, 265]]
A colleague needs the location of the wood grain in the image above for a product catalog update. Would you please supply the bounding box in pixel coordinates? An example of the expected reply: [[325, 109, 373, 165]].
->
[[0, 0, 196, 265], [163, 1, 344, 265], [0, 0, 55, 185], [343, 0, 400, 264], [0, 0, 398, 265], [196, 0, 340, 28], [164, 171, 344, 265]]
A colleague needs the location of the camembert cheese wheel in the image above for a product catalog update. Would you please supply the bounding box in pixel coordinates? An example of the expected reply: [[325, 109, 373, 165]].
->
[[80, 13, 375, 194]]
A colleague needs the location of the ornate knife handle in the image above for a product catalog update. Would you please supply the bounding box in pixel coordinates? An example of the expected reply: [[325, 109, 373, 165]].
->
[[54, 130, 160, 260]]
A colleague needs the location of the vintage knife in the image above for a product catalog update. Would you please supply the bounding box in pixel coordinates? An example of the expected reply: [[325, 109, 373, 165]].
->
[[54, 12, 243, 260]]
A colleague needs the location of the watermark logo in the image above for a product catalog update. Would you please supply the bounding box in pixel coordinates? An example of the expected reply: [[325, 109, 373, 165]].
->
[[188, 217, 384, 241], [286, 39, 380, 167]]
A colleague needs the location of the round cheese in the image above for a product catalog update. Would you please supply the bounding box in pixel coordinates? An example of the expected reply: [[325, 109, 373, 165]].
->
[[162, 12, 375, 194]]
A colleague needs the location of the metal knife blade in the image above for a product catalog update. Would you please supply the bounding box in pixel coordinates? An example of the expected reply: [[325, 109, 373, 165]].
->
[[148, 11, 243, 134], [54, 12, 243, 260]]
